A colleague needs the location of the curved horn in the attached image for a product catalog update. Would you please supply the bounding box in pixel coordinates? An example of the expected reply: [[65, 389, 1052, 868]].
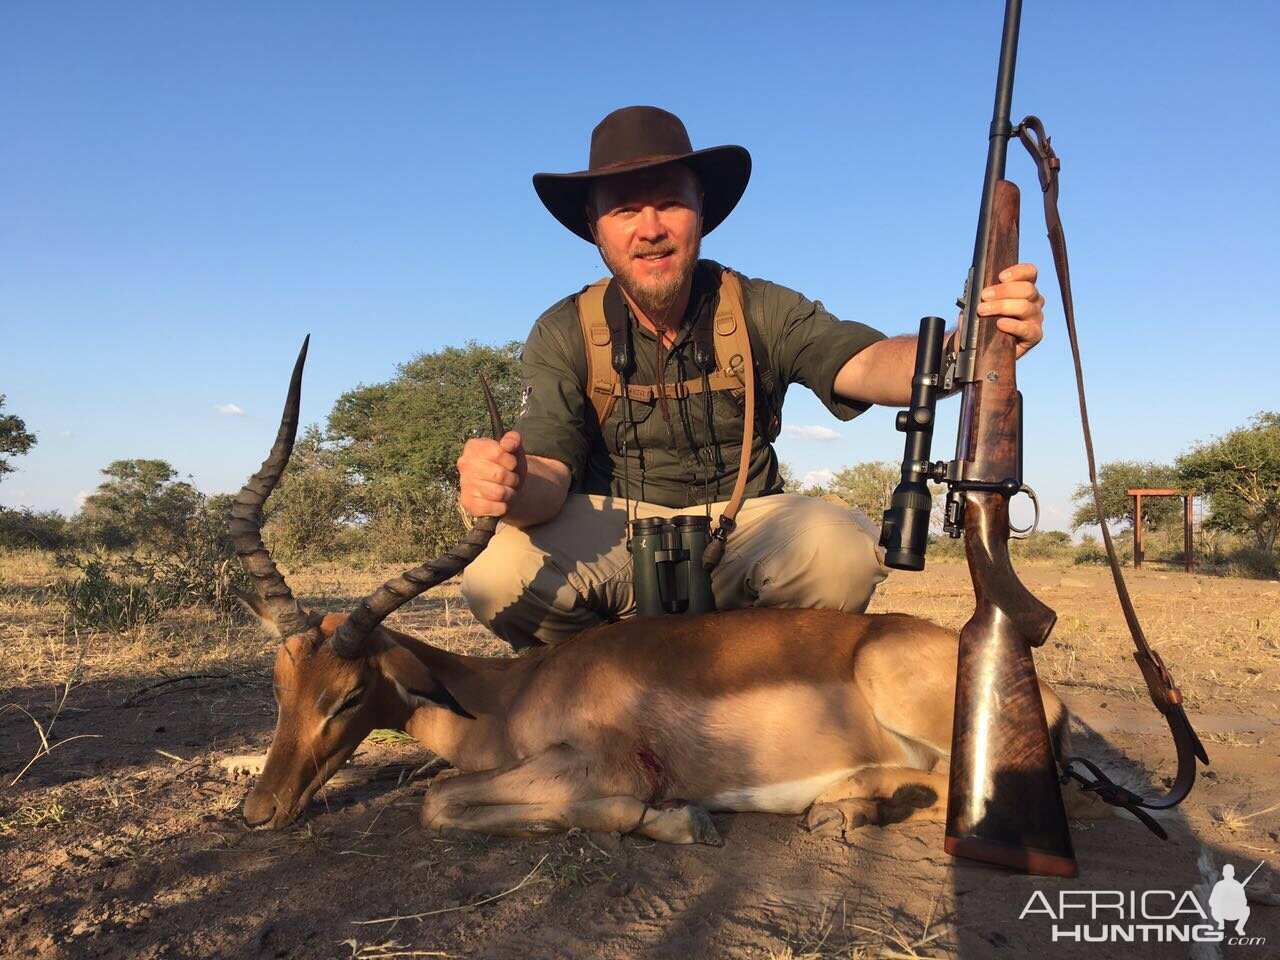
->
[[331, 374, 505, 658], [229, 336, 311, 639]]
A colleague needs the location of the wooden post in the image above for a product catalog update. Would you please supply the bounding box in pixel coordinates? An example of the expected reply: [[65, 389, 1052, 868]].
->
[[1184, 495, 1194, 573], [1134, 493, 1144, 569]]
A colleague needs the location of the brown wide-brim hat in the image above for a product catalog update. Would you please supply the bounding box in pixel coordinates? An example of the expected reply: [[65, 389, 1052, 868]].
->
[[533, 105, 752, 243]]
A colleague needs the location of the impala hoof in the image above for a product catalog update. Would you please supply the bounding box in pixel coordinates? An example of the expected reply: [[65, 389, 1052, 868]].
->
[[805, 800, 876, 841], [805, 805, 845, 839], [688, 805, 722, 846]]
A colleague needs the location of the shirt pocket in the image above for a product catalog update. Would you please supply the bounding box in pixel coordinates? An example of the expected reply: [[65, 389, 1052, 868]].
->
[[706, 388, 748, 455], [603, 398, 658, 461]]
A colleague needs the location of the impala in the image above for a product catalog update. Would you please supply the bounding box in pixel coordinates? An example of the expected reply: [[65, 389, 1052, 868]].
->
[[229, 340, 1089, 844]]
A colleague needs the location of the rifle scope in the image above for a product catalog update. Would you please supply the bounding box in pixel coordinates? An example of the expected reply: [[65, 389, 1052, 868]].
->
[[880, 316, 947, 570]]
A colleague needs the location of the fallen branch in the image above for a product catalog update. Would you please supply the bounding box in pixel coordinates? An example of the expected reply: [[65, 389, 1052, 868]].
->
[[120, 671, 259, 707], [352, 855, 549, 925], [3, 702, 102, 787]]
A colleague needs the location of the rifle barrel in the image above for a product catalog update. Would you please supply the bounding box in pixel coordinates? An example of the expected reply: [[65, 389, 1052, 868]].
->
[[955, 0, 1023, 462], [1242, 860, 1265, 887]]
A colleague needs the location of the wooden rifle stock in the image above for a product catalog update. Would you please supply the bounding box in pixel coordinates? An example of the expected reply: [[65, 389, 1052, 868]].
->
[[943, 180, 1077, 877]]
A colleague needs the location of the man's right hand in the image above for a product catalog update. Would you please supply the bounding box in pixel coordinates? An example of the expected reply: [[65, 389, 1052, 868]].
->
[[458, 430, 526, 518]]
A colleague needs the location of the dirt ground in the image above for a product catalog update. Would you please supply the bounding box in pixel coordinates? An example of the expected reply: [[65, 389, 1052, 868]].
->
[[2, 555, 1277, 960]]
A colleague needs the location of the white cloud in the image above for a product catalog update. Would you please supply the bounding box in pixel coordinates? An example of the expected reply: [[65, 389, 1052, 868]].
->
[[802, 469, 834, 488], [59, 430, 73, 437], [215, 403, 247, 416], [75, 489, 92, 509], [782, 424, 841, 442]]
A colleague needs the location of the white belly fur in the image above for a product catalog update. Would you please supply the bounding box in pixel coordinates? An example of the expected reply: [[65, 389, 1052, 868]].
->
[[707, 768, 859, 813]]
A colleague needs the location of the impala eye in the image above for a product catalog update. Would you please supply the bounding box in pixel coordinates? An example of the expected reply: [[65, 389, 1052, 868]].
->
[[332, 688, 365, 717]]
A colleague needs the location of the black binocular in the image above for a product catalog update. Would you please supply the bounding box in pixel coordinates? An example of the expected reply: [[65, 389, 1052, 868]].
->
[[627, 515, 717, 616]]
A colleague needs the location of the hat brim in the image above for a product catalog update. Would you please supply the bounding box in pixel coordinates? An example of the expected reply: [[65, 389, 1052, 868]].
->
[[533, 145, 752, 243]]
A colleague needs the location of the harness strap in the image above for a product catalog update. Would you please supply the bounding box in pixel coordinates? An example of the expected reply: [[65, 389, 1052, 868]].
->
[[702, 270, 754, 569], [575, 268, 758, 565], [578, 279, 619, 427], [1014, 116, 1208, 828]]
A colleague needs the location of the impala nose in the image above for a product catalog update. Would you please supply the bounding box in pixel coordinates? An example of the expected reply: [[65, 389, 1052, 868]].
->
[[242, 786, 277, 828]]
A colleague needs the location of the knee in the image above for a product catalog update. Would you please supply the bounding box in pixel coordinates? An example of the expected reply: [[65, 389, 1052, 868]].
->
[[419, 785, 459, 832], [459, 527, 530, 627], [756, 511, 888, 612]]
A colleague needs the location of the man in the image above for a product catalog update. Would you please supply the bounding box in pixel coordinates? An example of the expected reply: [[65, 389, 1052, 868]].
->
[[459, 106, 1044, 651]]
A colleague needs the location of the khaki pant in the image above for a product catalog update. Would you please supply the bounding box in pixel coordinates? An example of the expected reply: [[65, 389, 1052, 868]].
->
[[461, 493, 890, 650]]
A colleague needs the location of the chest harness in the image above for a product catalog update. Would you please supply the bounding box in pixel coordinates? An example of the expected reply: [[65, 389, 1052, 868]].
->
[[575, 266, 768, 568]]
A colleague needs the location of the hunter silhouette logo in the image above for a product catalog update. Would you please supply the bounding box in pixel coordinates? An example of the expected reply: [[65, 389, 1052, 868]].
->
[[1209, 861, 1263, 936]]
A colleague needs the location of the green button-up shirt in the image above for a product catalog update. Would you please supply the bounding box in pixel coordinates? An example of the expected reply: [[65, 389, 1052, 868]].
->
[[517, 260, 886, 510]]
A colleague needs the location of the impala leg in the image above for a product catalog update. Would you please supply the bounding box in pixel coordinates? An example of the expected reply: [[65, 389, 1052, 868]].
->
[[805, 766, 950, 839], [425, 794, 720, 845], [420, 746, 720, 845]]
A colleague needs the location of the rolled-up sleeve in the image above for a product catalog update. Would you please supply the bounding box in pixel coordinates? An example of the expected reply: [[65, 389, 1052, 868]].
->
[[757, 280, 887, 421], [515, 300, 590, 484]]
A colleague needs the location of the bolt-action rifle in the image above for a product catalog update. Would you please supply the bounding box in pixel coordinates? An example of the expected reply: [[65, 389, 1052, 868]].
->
[[880, 0, 1208, 877]]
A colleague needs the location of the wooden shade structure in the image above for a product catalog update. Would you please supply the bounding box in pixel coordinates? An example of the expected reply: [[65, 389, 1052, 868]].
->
[[1126, 489, 1198, 572]]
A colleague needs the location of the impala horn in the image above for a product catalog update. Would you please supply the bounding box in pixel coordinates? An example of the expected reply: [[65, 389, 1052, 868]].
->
[[229, 336, 312, 639], [330, 375, 505, 659]]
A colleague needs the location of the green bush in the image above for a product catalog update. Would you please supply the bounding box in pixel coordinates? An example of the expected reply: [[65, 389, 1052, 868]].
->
[[923, 534, 966, 561], [359, 476, 465, 564], [1011, 530, 1074, 562], [58, 553, 162, 631], [0, 507, 73, 550], [163, 493, 251, 617], [261, 425, 355, 563], [55, 494, 251, 631], [1226, 547, 1278, 580]]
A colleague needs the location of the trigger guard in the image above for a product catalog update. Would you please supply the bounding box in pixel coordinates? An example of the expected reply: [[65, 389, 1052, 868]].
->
[[1009, 484, 1040, 539]]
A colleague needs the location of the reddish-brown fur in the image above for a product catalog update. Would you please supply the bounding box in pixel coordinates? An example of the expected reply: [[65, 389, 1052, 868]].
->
[[241, 605, 1077, 845]]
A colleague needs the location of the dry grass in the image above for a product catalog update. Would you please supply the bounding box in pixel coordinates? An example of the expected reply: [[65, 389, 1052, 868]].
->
[[869, 562, 1280, 712], [1208, 799, 1280, 833], [765, 895, 953, 960], [1, 547, 1278, 957]]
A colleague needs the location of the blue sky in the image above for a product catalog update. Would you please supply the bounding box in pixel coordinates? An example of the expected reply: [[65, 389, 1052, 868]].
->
[[3, 1, 1277, 535]]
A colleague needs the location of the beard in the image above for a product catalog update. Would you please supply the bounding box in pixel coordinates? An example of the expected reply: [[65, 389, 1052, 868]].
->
[[601, 235, 701, 326]]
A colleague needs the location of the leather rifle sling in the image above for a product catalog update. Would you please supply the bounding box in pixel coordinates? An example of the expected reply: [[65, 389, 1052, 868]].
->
[[1015, 116, 1208, 834]]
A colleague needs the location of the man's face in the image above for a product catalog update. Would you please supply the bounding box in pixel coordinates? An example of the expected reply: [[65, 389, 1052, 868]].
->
[[588, 163, 702, 324]]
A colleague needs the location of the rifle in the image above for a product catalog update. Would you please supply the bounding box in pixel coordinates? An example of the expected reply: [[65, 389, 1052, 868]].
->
[[880, 0, 1208, 877]]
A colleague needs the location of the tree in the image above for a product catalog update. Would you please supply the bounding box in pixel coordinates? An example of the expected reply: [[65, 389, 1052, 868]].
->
[[326, 341, 523, 554], [779, 461, 831, 498], [78, 459, 203, 552], [1069, 460, 1182, 531], [0, 506, 71, 549], [0, 395, 37, 482], [262, 425, 357, 560], [328, 341, 523, 488], [827, 461, 901, 519], [1177, 412, 1280, 554]]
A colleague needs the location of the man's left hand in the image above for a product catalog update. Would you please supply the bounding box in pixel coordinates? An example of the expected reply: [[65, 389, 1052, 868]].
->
[[978, 262, 1045, 359]]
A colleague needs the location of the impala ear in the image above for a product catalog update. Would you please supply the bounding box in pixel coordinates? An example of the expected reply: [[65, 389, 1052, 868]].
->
[[382, 646, 475, 720], [232, 585, 323, 641], [231, 585, 282, 637]]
